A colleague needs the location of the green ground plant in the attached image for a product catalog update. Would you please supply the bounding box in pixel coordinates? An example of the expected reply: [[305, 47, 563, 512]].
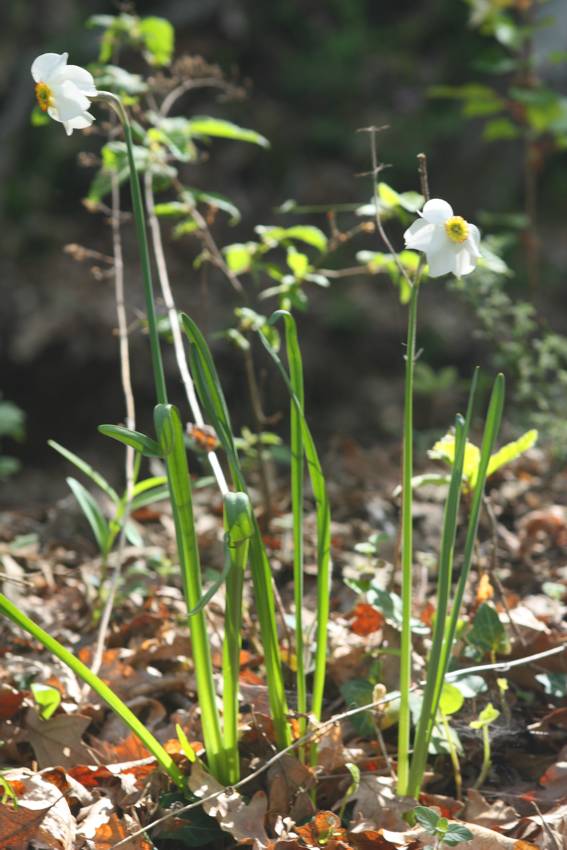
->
[[0, 7, 541, 814]]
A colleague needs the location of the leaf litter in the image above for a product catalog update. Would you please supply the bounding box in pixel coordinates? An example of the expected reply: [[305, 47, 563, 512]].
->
[[0, 443, 567, 848]]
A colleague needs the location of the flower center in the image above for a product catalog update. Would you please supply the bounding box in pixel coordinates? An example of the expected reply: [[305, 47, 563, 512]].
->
[[444, 215, 469, 244], [35, 82, 53, 112]]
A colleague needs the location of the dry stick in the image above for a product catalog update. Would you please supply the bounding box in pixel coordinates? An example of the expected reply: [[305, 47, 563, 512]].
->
[[144, 169, 229, 497], [86, 174, 137, 689], [112, 642, 567, 849], [531, 801, 561, 850]]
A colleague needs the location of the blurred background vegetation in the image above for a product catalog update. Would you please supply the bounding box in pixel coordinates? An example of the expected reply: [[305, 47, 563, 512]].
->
[[2, 0, 567, 505]]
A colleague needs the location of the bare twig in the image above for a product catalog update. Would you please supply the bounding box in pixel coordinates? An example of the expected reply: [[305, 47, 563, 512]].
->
[[86, 173, 137, 691], [144, 169, 229, 496], [113, 643, 567, 847], [358, 125, 414, 291]]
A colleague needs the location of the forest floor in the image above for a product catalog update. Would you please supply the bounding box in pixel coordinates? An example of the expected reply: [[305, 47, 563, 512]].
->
[[1, 439, 567, 849]]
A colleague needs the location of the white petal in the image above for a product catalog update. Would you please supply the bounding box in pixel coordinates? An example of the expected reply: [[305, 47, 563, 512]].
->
[[426, 248, 455, 278], [466, 223, 481, 258], [52, 80, 91, 121], [404, 220, 437, 250], [454, 247, 477, 277], [63, 113, 95, 135], [422, 198, 453, 224], [50, 64, 97, 96], [31, 52, 68, 83]]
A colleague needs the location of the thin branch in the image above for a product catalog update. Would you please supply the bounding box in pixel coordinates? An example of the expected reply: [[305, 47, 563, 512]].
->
[[87, 173, 137, 687], [359, 125, 414, 290], [144, 168, 229, 496]]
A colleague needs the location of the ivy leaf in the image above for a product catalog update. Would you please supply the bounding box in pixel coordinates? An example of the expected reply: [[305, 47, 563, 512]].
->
[[443, 824, 474, 846], [93, 65, 148, 96], [256, 224, 327, 252], [467, 603, 510, 656], [413, 806, 440, 833], [139, 16, 174, 66], [438, 683, 465, 716], [339, 680, 375, 737], [187, 116, 269, 148]]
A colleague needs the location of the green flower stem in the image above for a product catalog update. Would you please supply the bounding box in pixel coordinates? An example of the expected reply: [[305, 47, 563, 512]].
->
[[222, 493, 253, 784], [407, 415, 467, 798], [288, 318, 307, 747], [96, 92, 168, 407], [154, 404, 225, 782], [397, 280, 419, 796], [474, 726, 492, 790], [181, 313, 292, 750], [0, 592, 184, 788]]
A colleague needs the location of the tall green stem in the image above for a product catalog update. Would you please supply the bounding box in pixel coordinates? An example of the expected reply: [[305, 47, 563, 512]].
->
[[397, 281, 419, 795], [289, 322, 307, 746], [154, 404, 225, 781], [222, 493, 253, 784]]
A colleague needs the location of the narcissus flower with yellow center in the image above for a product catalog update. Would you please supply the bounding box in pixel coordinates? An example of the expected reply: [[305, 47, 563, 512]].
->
[[403, 198, 481, 278], [31, 52, 97, 136]]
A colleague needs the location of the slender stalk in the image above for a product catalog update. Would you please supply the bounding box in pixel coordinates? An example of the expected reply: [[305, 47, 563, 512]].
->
[[407, 415, 467, 797], [397, 279, 419, 795], [222, 493, 253, 784], [154, 404, 225, 781], [181, 313, 291, 749], [288, 322, 306, 747], [0, 593, 184, 787], [474, 726, 492, 790]]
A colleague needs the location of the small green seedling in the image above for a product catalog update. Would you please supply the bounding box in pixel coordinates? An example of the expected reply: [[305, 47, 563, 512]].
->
[[469, 702, 500, 790], [412, 806, 473, 849], [49, 440, 168, 578]]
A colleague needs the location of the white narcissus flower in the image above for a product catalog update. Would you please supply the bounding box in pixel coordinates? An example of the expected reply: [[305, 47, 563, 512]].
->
[[403, 198, 481, 278], [31, 52, 97, 136]]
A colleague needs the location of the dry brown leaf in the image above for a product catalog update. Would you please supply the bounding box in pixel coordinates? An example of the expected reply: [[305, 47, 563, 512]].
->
[[24, 708, 92, 768], [315, 723, 345, 772], [189, 760, 270, 849], [464, 789, 519, 831], [0, 686, 24, 721], [349, 822, 420, 849], [518, 801, 567, 850], [0, 769, 75, 850], [268, 753, 315, 822], [349, 776, 413, 832], [416, 821, 539, 850], [76, 796, 154, 849]]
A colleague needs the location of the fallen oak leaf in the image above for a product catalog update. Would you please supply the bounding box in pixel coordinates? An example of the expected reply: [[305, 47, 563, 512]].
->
[[189, 760, 270, 849], [0, 769, 75, 850], [24, 708, 93, 768], [0, 686, 24, 720], [76, 796, 154, 849], [415, 821, 539, 850]]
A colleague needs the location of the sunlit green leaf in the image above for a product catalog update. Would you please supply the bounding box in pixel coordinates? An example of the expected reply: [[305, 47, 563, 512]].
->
[[139, 16, 174, 66], [31, 683, 61, 720], [186, 116, 269, 148]]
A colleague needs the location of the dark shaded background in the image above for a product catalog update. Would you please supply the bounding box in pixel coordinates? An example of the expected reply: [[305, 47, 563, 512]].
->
[[1, 0, 566, 506]]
